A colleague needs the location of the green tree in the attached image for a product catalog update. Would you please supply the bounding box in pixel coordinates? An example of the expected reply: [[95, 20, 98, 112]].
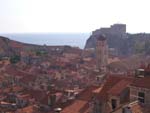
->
[[10, 55, 21, 64], [134, 41, 145, 54]]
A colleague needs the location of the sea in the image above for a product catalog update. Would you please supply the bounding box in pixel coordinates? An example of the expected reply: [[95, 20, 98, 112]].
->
[[0, 33, 91, 49]]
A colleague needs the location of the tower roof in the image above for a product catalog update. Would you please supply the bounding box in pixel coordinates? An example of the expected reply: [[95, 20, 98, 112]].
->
[[97, 34, 106, 41]]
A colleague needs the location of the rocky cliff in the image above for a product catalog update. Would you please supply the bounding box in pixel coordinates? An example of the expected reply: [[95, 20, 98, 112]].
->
[[84, 24, 150, 56]]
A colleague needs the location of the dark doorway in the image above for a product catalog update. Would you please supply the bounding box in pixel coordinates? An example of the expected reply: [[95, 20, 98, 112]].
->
[[111, 99, 117, 110], [138, 92, 145, 103]]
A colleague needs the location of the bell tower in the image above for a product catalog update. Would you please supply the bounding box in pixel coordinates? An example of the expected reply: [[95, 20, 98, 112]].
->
[[96, 35, 108, 72]]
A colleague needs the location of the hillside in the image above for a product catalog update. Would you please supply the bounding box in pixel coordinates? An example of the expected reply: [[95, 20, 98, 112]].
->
[[0, 36, 82, 58]]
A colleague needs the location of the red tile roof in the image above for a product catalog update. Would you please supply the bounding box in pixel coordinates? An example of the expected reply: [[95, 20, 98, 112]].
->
[[97, 76, 121, 101], [98, 75, 133, 102], [61, 100, 89, 113], [130, 77, 150, 89], [6, 65, 34, 78], [24, 90, 46, 102], [108, 79, 132, 96], [77, 86, 100, 101], [16, 105, 35, 113], [20, 74, 36, 84]]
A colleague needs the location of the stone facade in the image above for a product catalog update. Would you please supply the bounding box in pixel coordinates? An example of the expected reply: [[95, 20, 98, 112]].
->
[[95, 35, 108, 72], [92, 24, 126, 36], [130, 86, 150, 105]]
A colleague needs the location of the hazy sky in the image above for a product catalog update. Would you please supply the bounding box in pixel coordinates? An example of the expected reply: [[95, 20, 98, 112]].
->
[[0, 0, 150, 33]]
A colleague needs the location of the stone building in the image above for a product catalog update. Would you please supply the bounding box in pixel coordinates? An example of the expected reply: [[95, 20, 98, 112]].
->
[[91, 66, 150, 113], [95, 35, 108, 72], [130, 78, 150, 106], [92, 23, 126, 37]]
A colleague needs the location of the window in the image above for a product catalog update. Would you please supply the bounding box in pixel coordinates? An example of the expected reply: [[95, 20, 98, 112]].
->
[[96, 76, 100, 81], [111, 99, 117, 110], [138, 92, 145, 103]]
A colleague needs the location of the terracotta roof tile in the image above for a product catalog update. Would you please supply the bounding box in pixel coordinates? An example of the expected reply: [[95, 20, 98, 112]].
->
[[131, 77, 150, 89], [108, 79, 132, 96], [61, 100, 88, 113], [24, 90, 46, 102], [77, 86, 100, 101], [98, 75, 133, 101], [17, 105, 35, 113]]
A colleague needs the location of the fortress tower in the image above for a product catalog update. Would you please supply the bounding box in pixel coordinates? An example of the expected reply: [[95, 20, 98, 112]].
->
[[92, 23, 126, 37], [96, 35, 108, 72]]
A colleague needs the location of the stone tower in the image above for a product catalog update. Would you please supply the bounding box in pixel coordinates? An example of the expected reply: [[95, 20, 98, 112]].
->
[[96, 35, 108, 72]]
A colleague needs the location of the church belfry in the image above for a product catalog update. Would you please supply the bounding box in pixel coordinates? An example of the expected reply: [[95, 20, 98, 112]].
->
[[96, 35, 108, 72]]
